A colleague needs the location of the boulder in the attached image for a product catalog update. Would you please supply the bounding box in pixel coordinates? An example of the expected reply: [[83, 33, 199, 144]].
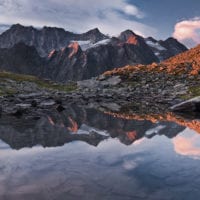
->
[[170, 96, 200, 112]]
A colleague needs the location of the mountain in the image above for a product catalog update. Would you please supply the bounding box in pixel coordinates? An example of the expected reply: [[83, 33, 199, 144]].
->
[[0, 42, 44, 76], [0, 105, 185, 149], [45, 30, 159, 81], [0, 24, 188, 82], [0, 24, 108, 57], [145, 37, 188, 61], [104, 43, 200, 78]]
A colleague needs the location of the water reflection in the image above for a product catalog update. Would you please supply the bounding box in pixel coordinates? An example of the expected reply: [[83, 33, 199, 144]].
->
[[173, 128, 200, 159], [0, 105, 185, 149], [0, 105, 200, 200]]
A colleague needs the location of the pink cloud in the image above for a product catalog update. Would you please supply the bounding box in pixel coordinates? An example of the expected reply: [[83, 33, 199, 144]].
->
[[173, 18, 200, 48], [173, 134, 200, 159]]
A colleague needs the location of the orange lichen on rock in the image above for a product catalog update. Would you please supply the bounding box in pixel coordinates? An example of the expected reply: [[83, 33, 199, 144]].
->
[[104, 44, 200, 77]]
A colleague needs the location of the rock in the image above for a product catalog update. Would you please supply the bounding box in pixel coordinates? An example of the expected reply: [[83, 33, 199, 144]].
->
[[77, 78, 101, 90], [39, 100, 56, 108], [101, 102, 121, 111], [56, 105, 65, 112], [18, 92, 44, 99], [16, 103, 32, 109], [31, 100, 38, 107], [170, 96, 200, 112], [101, 76, 121, 86], [0, 106, 2, 117]]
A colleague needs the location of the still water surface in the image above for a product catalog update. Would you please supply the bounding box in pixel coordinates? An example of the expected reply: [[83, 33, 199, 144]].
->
[[0, 105, 200, 200]]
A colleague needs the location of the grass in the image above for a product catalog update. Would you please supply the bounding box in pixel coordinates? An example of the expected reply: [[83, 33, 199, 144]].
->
[[179, 86, 200, 100], [187, 86, 200, 98], [0, 88, 16, 96], [0, 71, 77, 94]]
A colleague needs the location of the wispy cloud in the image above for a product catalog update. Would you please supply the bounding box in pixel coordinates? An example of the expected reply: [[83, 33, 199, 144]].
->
[[0, 0, 156, 37], [173, 17, 200, 47]]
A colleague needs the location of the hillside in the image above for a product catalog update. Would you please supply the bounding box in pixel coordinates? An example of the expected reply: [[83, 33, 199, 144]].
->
[[104, 44, 200, 77]]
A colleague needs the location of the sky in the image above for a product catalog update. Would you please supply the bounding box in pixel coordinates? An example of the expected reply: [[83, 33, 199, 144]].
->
[[0, 0, 200, 47]]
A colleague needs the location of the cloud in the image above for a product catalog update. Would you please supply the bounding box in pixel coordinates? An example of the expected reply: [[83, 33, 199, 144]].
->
[[124, 5, 144, 19], [173, 135, 200, 159], [173, 18, 200, 48], [0, 0, 157, 37], [173, 129, 200, 159]]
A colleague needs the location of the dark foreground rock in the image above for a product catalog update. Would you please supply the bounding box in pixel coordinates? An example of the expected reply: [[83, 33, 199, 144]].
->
[[170, 96, 200, 113], [0, 78, 185, 118]]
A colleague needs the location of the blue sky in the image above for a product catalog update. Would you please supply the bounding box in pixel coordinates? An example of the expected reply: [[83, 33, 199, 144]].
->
[[128, 0, 200, 39], [0, 0, 200, 47]]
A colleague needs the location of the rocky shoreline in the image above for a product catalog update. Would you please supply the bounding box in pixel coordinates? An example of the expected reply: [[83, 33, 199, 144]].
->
[[0, 70, 199, 118]]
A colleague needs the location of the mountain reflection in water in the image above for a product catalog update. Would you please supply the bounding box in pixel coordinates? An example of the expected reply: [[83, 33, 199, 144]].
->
[[0, 105, 200, 200]]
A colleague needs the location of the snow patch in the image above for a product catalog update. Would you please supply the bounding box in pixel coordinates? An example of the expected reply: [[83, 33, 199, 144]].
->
[[77, 124, 109, 136], [145, 125, 166, 136], [146, 40, 166, 51], [70, 39, 111, 51]]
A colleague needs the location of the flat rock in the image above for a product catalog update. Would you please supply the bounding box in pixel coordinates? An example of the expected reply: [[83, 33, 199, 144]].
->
[[16, 103, 32, 109], [101, 76, 121, 86], [100, 102, 121, 111], [39, 101, 56, 107]]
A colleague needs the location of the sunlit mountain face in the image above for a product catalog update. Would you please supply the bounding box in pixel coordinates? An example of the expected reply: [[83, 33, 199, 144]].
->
[[104, 44, 200, 77]]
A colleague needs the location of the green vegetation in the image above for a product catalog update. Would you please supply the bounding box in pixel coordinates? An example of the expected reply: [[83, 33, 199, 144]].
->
[[0, 88, 17, 96], [0, 71, 77, 96], [179, 86, 200, 100], [188, 86, 200, 97]]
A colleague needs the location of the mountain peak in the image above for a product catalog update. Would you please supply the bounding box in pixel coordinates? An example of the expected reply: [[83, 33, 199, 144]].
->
[[146, 37, 157, 43], [10, 23, 24, 28], [119, 30, 137, 38], [10, 24, 35, 31], [87, 28, 101, 34], [119, 30, 142, 44], [82, 28, 108, 43], [119, 30, 144, 45], [42, 26, 67, 33]]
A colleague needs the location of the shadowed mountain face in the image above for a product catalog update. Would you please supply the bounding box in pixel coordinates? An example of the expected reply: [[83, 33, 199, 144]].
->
[[0, 42, 44, 76], [0, 105, 185, 149], [0, 25, 187, 82], [145, 37, 188, 61], [45, 30, 159, 81], [0, 24, 108, 57]]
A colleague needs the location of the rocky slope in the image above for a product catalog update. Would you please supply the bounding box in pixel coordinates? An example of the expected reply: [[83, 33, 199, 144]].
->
[[0, 24, 187, 81], [104, 44, 200, 77]]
